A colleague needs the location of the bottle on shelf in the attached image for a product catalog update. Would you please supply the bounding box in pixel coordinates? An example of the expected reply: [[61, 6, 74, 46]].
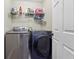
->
[[19, 6, 22, 16]]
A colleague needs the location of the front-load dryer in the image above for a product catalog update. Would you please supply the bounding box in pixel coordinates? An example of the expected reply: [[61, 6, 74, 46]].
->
[[29, 31, 52, 59]]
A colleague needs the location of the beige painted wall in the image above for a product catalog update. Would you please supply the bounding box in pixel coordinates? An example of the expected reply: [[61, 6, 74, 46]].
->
[[4, 0, 12, 33], [4, 0, 52, 32], [11, 0, 45, 31], [43, 0, 52, 31]]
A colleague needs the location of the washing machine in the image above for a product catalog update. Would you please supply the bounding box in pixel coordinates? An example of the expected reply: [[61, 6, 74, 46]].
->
[[29, 31, 53, 59], [5, 30, 31, 59]]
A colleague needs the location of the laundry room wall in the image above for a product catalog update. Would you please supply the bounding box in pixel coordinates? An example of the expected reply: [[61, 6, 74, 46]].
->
[[43, 0, 52, 31], [11, 0, 44, 31], [10, 0, 52, 31], [4, 0, 52, 32], [4, 0, 12, 33]]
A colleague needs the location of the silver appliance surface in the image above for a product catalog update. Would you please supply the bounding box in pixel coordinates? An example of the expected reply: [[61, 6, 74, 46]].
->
[[7, 30, 29, 34], [5, 30, 31, 59]]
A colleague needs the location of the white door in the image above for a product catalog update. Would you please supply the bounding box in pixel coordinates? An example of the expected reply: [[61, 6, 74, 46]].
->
[[52, 0, 74, 59]]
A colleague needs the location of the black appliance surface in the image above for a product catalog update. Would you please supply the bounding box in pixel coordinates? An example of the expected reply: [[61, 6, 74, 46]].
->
[[29, 31, 52, 59]]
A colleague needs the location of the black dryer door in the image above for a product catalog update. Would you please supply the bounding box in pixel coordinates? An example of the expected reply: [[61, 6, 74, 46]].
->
[[33, 35, 50, 57]]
